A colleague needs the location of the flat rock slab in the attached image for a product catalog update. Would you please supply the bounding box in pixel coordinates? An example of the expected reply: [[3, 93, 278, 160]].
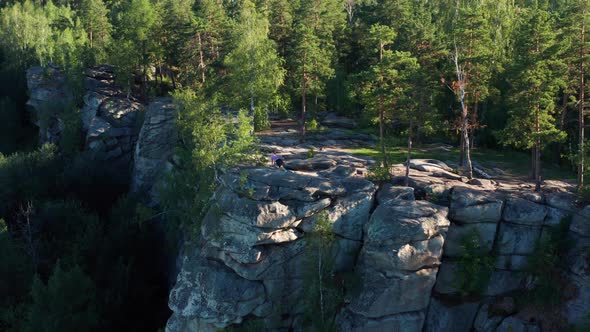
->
[[377, 184, 415, 203], [502, 197, 547, 225], [449, 187, 504, 224], [423, 298, 480, 332], [443, 223, 497, 257], [367, 200, 449, 244]]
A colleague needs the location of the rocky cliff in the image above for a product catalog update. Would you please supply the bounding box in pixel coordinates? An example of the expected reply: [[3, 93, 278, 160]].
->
[[167, 156, 590, 332]]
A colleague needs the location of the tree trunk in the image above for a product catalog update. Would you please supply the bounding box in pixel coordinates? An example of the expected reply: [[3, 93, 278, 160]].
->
[[405, 120, 413, 187], [301, 78, 307, 141], [250, 86, 255, 135], [379, 97, 387, 167], [579, 20, 586, 189], [378, 44, 387, 167], [459, 133, 465, 166], [197, 32, 206, 84], [470, 97, 479, 150], [531, 146, 537, 180], [90, 29, 93, 49], [535, 110, 542, 191], [454, 43, 473, 178], [142, 41, 148, 102]]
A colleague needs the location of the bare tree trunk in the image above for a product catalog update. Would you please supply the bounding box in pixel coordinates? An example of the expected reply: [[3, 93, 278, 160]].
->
[[405, 120, 413, 187], [379, 43, 388, 168], [579, 20, 586, 189], [197, 32, 206, 84], [301, 75, 307, 140], [470, 97, 479, 150], [459, 133, 465, 166], [535, 111, 542, 191], [379, 98, 387, 168], [454, 42, 473, 179], [17, 202, 39, 273], [531, 146, 537, 180], [142, 41, 148, 102]]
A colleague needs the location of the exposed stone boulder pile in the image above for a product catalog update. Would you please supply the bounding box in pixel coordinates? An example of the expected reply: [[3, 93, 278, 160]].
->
[[79, 66, 142, 163]]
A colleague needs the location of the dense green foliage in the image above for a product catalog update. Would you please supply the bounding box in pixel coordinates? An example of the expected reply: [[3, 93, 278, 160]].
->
[[0, 146, 171, 331], [0, 0, 589, 183]]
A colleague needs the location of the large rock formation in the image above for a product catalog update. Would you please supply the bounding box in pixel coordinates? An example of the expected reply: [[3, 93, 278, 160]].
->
[[427, 184, 588, 331], [26, 68, 588, 331], [26, 65, 143, 164], [27, 65, 178, 195], [167, 155, 589, 332], [167, 164, 378, 331]]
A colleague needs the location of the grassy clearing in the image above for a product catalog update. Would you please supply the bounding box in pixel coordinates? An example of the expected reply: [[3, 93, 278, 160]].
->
[[345, 144, 575, 181]]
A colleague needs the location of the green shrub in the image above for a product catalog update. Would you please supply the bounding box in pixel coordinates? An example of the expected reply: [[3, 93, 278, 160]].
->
[[454, 229, 495, 296], [524, 217, 572, 306], [367, 164, 390, 182], [301, 212, 342, 332], [0, 144, 62, 216], [308, 118, 319, 132], [254, 107, 270, 132]]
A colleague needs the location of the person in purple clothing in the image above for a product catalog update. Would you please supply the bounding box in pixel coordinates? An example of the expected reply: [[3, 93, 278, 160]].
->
[[270, 151, 284, 168]]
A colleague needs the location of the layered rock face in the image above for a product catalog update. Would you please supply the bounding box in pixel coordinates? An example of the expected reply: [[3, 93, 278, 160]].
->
[[167, 158, 453, 331], [338, 198, 449, 331], [27, 66, 178, 200], [426, 187, 586, 332], [168, 157, 590, 332], [130, 98, 177, 205], [26, 65, 142, 163], [167, 164, 378, 331], [80, 66, 142, 163], [25, 65, 73, 144]]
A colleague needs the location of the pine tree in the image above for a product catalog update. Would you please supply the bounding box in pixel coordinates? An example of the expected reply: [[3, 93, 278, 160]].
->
[[502, 6, 567, 191], [224, 0, 285, 131], [563, 0, 590, 188], [357, 24, 419, 169], [24, 263, 98, 332], [111, 0, 156, 99], [446, 0, 495, 179], [79, 0, 111, 63], [157, 0, 195, 89], [290, 0, 343, 139]]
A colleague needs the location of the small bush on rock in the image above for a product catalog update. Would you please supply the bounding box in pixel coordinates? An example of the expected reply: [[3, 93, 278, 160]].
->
[[524, 217, 572, 307], [455, 229, 495, 296], [302, 212, 342, 332]]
